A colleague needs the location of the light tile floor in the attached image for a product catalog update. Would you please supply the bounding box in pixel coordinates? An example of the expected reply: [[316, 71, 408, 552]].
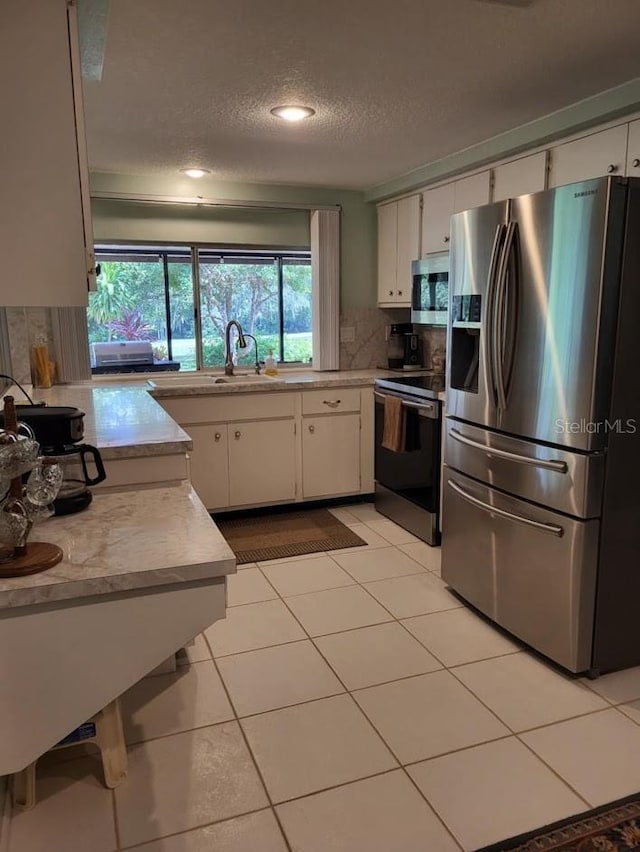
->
[[9, 505, 640, 852]]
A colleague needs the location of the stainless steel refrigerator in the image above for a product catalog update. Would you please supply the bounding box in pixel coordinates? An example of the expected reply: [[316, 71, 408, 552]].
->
[[442, 175, 640, 675]]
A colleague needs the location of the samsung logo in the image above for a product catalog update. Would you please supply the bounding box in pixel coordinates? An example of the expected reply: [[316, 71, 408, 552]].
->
[[574, 190, 598, 198]]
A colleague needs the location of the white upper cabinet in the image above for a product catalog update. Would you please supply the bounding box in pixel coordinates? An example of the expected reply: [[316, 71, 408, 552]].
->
[[626, 119, 640, 176], [421, 183, 455, 255], [1, 0, 94, 306], [377, 201, 398, 304], [395, 196, 420, 304], [453, 171, 492, 213], [493, 152, 548, 202], [377, 195, 420, 306], [549, 124, 629, 188]]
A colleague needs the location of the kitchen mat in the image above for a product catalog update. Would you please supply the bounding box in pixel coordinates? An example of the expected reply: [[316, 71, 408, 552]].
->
[[476, 791, 640, 851], [215, 508, 367, 564]]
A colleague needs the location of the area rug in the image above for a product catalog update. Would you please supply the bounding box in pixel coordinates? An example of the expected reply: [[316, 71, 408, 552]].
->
[[476, 792, 640, 851], [215, 508, 367, 564]]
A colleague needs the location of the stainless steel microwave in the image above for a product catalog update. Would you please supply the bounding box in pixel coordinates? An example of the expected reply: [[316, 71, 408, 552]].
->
[[411, 252, 449, 326]]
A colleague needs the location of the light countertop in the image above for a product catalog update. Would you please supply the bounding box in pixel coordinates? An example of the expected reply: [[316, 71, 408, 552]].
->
[[25, 384, 193, 461], [0, 483, 236, 610], [13, 370, 441, 459], [143, 368, 437, 397]]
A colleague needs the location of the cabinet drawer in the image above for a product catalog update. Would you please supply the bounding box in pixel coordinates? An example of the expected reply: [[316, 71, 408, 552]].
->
[[158, 392, 297, 425], [302, 388, 361, 415]]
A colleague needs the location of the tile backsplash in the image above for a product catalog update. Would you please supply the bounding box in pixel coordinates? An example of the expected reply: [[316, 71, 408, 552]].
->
[[5, 304, 446, 381], [339, 306, 446, 372], [6, 307, 55, 385]]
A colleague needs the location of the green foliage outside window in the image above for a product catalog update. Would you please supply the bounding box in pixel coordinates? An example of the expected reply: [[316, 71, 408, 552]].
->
[[87, 249, 312, 372]]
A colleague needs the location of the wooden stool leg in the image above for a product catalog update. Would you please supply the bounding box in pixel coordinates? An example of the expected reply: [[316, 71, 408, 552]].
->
[[12, 762, 37, 810], [95, 698, 127, 788]]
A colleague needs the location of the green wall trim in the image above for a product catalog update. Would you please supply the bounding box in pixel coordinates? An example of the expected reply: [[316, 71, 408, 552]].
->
[[89, 172, 378, 308], [365, 78, 640, 202]]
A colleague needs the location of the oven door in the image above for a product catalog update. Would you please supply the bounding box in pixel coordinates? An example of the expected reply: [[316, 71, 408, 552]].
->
[[374, 390, 441, 513]]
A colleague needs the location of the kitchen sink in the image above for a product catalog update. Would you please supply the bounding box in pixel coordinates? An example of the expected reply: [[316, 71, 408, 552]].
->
[[147, 373, 284, 389]]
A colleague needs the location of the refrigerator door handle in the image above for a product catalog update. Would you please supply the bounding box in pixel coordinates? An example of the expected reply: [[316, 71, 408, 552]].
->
[[449, 427, 568, 473], [485, 224, 505, 406], [494, 220, 517, 411], [447, 479, 564, 537]]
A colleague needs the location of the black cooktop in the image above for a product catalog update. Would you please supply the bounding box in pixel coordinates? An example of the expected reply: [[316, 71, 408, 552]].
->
[[375, 374, 445, 400]]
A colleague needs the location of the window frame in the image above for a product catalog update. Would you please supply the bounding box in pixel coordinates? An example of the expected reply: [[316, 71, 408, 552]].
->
[[91, 240, 312, 373]]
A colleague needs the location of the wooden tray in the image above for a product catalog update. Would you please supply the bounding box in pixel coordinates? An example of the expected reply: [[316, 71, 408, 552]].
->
[[0, 542, 64, 578]]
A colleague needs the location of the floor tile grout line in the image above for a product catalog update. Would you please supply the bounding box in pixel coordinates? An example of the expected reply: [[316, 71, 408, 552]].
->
[[614, 704, 640, 725], [401, 766, 466, 852], [222, 530, 640, 838], [301, 630, 468, 851], [117, 805, 279, 852], [139, 531, 627, 848], [269, 767, 410, 810], [202, 631, 295, 852], [255, 560, 327, 600], [513, 733, 593, 811], [252, 578, 358, 601], [509, 704, 621, 737], [443, 659, 623, 774]]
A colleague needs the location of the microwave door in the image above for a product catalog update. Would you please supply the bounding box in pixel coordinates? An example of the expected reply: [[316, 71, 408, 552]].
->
[[412, 254, 449, 326]]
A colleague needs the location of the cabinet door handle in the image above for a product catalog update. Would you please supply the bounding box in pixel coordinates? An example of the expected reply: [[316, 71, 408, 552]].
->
[[388, 290, 393, 296], [607, 164, 618, 174], [633, 158, 640, 168], [444, 235, 450, 243], [322, 400, 341, 408], [397, 290, 403, 296], [308, 425, 315, 433], [214, 432, 221, 442], [234, 430, 241, 439]]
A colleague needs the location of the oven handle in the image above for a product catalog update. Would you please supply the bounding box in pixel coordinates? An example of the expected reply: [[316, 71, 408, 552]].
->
[[374, 391, 438, 419], [449, 427, 568, 473], [447, 479, 564, 537]]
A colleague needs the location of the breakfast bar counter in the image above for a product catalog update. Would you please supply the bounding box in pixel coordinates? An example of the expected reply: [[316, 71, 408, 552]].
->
[[0, 483, 236, 775]]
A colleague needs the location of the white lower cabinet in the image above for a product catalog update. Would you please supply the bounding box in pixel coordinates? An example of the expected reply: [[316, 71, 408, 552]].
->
[[160, 387, 370, 511], [228, 420, 296, 506], [186, 424, 229, 510], [302, 414, 361, 498]]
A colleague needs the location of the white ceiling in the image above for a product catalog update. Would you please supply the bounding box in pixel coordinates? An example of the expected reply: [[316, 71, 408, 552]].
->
[[82, 0, 640, 190]]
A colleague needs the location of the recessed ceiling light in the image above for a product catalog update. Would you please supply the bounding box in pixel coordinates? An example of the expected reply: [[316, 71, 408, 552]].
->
[[270, 105, 315, 122], [180, 168, 210, 178]]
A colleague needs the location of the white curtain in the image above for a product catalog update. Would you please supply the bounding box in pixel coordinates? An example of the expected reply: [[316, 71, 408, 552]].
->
[[50, 308, 91, 382], [310, 209, 341, 371]]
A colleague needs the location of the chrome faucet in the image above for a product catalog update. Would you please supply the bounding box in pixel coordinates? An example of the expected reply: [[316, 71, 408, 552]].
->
[[224, 320, 246, 375], [242, 334, 261, 374]]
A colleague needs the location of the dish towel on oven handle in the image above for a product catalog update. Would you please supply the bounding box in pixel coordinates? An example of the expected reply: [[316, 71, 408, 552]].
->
[[381, 395, 406, 452]]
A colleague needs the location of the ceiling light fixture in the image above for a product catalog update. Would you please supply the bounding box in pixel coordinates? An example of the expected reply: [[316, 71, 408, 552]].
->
[[180, 168, 210, 178], [270, 105, 315, 122]]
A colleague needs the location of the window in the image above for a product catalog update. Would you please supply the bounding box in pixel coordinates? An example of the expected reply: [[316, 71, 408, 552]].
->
[[87, 245, 312, 373], [198, 251, 312, 368]]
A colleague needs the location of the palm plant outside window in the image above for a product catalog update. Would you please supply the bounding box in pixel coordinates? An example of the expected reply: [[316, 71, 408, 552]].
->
[[86, 245, 312, 373]]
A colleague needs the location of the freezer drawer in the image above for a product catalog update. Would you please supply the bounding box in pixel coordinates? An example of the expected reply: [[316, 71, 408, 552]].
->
[[442, 468, 598, 672], [444, 418, 605, 518]]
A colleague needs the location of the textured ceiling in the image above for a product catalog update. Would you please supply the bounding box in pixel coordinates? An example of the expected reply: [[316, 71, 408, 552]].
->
[[82, 0, 640, 189]]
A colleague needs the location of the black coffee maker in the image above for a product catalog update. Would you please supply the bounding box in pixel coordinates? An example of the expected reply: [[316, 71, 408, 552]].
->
[[1, 405, 106, 515], [387, 323, 413, 369]]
